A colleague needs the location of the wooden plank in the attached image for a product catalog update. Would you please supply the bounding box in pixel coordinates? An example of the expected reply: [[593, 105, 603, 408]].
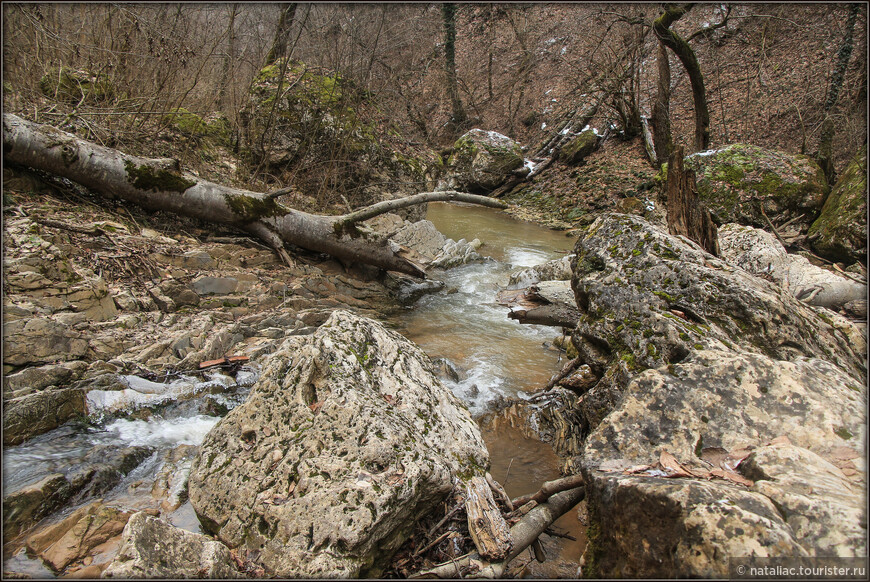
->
[[465, 475, 512, 560]]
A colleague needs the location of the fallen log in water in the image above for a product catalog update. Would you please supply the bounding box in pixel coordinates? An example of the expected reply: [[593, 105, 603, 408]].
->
[[3, 113, 507, 278]]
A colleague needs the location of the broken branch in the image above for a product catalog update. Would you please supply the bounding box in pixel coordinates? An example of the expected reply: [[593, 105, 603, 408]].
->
[[412, 486, 585, 579]]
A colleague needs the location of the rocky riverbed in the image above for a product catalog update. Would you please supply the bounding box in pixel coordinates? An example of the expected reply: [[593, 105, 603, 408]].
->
[[3, 132, 868, 578]]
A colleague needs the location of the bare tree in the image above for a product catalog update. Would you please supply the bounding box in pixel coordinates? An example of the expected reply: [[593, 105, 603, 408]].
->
[[441, 3, 468, 132], [816, 3, 860, 184], [651, 39, 673, 165], [653, 3, 711, 152], [264, 3, 298, 67]]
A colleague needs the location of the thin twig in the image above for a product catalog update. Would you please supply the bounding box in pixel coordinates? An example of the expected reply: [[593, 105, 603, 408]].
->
[[759, 204, 788, 248], [413, 531, 452, 558], [426, 501, 464, 539]]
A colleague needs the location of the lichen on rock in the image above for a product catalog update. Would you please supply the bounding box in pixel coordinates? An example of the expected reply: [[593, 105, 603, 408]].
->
[[187, 309, 488, 577], [441, 128, 524, 192]]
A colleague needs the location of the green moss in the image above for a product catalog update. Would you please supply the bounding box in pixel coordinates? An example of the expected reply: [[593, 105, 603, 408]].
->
[[582, 519, 603, 578], [653, 290, 676, 303], [223, 192, 284, 221], [124, 160, 196, 192], [163, 107, 209, 136], [39, 66, 115, 104], [834, 426, 853, 440]]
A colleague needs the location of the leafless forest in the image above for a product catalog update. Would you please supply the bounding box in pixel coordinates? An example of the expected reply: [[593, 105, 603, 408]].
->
[[3, 3, 866, 204]]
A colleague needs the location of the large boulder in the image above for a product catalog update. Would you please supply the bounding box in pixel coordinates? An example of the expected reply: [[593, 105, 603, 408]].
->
[[558, 128, 600, 165], [188, 310, 488, 577], [103, 512, 242, 578], [569, 214, 864, 426], [684, 143, 829, 233], [807, 146, 867, 263], [561, 213, 867, 577], [442, 128, 524, 192], [581, 350, 866, 577]]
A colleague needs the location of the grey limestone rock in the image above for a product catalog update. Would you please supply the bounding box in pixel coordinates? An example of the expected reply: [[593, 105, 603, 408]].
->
[[580, 350, 866, 576], [103, 512, 242, 578], [442, 128, 524, 192], [188, 310, 488, 577]]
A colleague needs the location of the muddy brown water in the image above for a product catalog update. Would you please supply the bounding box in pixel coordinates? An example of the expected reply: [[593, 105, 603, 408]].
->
[[396, 202, 586, 577]]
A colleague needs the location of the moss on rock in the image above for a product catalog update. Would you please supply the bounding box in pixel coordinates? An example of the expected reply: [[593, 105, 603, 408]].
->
[[39, 67, 115, 104], [559, 128, 600, 165], [684, 143, 828, 231], [807, 146, 867, 263]]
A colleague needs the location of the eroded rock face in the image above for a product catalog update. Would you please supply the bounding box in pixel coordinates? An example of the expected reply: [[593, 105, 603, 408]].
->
[[564, 213, 867, 577], [103, 512, 241, 578], [3, 387, 86, 446], [443, 129, 524, 192], [188, 310, 488, 578], [581, 350, 866, 577], [26, 501, 133, 573], [808, 146, 867, 263], [684, 143, 828, 233]]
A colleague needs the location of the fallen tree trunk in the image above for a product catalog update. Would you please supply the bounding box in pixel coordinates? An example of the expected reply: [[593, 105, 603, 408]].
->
[[411, 486, 585, 579], [3, 113, 506, 278]]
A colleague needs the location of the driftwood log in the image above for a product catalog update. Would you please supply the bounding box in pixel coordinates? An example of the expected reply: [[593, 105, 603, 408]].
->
[[464, 476, 512, 560], [412, 484, 585, 579], [497, 285, 581, 328], [2, 113, 507, 277]]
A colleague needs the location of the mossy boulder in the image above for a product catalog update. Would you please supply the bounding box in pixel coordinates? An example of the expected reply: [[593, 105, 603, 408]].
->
[[242, 57, 426, 208], [39, 67, 114, 104], [443, 129, 524, 192], [568, 213, 865, 437], [559, 128, 600, 165], [684, 143, 828, 232], [162, 109, 232, 148], [807, 146, 867, 263]]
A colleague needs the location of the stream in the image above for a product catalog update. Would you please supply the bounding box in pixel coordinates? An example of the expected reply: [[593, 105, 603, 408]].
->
[[3, 202, 585, 578], [396, 202, 585, 577]]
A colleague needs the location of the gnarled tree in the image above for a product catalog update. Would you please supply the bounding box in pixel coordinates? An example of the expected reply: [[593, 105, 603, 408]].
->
[[3, 113, 505, 278], [653, 3, 710, 152]]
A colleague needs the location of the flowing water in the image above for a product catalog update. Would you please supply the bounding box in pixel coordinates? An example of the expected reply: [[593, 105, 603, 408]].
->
[[4, 202, 585, 577], [395, 202, 586, 576], [394, 202, 577, 416]]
